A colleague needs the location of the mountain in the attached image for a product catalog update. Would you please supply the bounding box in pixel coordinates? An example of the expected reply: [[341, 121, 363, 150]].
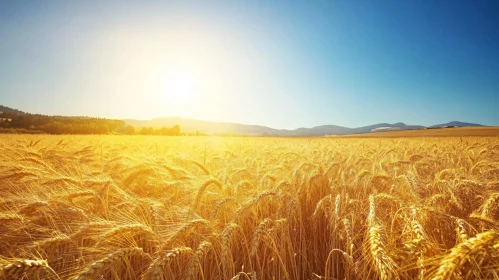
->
[[429, 121, 483, 128], [125, 117, 483, 136]]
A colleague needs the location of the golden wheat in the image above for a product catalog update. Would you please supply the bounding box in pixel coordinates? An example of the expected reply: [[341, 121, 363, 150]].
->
[[0, 135, 497, 279], [0, 259, 49, 278], [74, 247, 144, 280], [431, 231, 499, 280]]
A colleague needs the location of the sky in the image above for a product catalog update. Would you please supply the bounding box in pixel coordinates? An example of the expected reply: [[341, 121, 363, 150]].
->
[[0, 0, 498, 129]]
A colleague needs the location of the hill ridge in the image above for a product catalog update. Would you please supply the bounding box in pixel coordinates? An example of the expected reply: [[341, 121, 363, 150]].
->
[[0, 105, 485, 136], [125, 117, 484, 136]]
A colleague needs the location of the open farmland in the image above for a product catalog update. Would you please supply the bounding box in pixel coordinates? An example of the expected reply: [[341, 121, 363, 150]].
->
[[1, 135, 499, 279], [342, 126, 499, 138]]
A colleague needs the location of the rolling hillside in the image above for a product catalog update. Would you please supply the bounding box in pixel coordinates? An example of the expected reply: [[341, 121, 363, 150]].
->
[[125, 117, 483, 136]]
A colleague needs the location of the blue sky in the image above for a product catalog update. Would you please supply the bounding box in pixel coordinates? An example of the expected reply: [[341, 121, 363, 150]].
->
[[0, 0, 498, 128]]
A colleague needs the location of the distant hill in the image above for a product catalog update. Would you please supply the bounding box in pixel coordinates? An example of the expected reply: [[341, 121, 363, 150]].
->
[[0, 105, 25, 115], [0, 105, 126, 135], [352, 122, 425, 134], [125, 118, 355, 136], [125, 117, 289, 135], [125, 117, 484, 136], [429, 121, 483, 128], [1, 105, 488, 136], [292, 125, 352, 136], [343, 126, 499, 138]]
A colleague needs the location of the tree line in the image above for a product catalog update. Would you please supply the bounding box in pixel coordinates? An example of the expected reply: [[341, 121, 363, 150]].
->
[[122, 125, 180, 136], [0, 110, 180, 135]]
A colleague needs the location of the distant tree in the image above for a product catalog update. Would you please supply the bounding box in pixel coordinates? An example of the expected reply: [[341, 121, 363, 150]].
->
[[97, 124, 109, 134], [159, 127, 169, 135], [172, 125, 180, 136], [0, 106, 175, 135], [123, 125, 135, 135], [43, 121, 65, 134]]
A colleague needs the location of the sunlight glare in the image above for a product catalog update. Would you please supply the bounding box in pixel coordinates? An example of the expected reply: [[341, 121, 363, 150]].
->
[[161, 71, 199, 105]]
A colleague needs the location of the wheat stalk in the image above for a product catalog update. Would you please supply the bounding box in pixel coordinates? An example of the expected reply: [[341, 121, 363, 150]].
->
[[432, 231, 499, 280], [250, 218, 274, 256], [74, 247, 144, 280], [141, 247, 192, 280], [0, 213, 23, 223], [185, 241, 212, 280], [96, 224, 155, 246], [192, 179, 223, 209]]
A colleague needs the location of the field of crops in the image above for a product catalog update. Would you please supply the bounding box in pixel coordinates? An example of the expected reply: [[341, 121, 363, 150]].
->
[[0, 135, 498, 280], [341, 127, 499, 138]]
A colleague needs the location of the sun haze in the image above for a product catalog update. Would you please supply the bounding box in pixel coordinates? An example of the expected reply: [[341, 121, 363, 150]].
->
[[0, 1, 498, 128]]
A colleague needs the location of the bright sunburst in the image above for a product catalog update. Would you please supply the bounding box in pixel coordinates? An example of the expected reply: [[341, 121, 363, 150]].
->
[[161, 71, 199, 105]]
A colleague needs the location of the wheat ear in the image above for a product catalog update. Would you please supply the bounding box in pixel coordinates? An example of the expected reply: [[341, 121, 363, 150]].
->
[[0, 259, 49, 278], [74, 247, 144, 280]]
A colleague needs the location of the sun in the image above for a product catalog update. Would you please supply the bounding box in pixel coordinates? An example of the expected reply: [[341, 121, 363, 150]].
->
[[160, 71, 199, 105]]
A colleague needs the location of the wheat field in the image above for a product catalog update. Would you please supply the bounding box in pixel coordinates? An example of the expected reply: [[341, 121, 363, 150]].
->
[[0, 135, 498, 280]]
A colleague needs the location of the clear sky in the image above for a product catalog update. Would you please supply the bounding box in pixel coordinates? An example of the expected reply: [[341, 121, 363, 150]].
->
[[0, 1, 498, 129]]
